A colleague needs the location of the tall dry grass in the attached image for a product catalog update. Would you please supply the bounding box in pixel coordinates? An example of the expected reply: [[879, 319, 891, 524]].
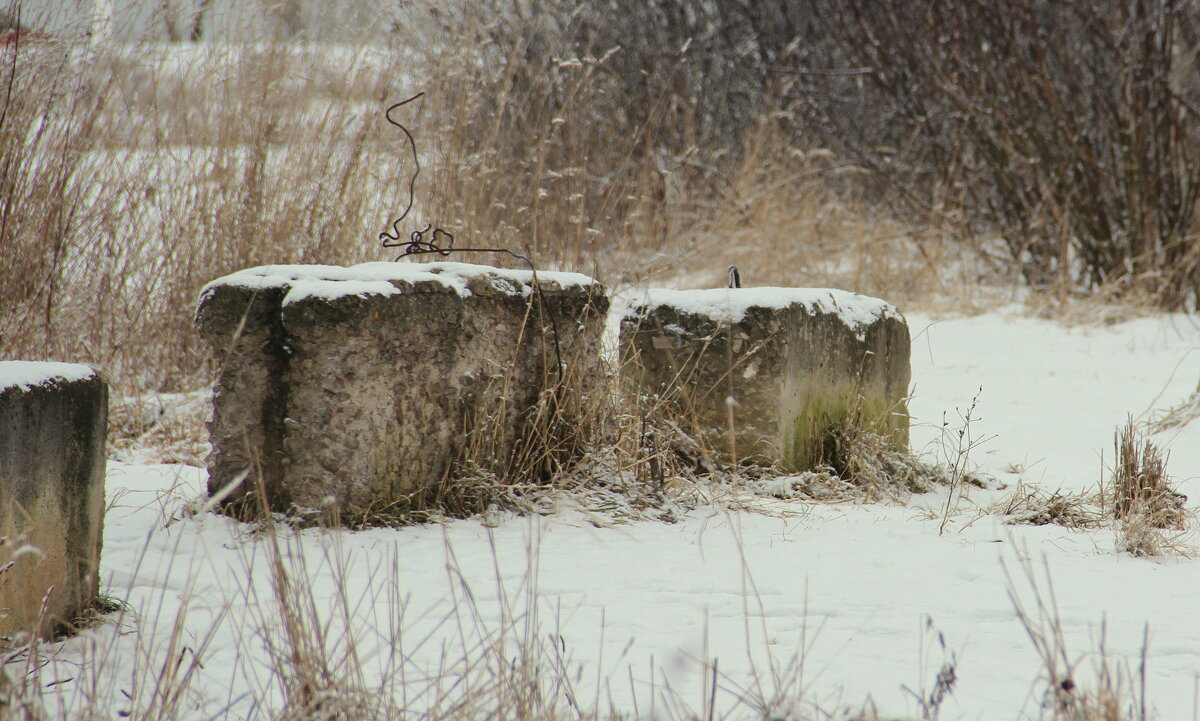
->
[[1, 22, 412, 396], [1, 7, 990, 404]]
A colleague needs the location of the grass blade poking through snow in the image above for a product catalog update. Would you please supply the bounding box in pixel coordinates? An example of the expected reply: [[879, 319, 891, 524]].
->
[[1004, 550, 1154, 721]]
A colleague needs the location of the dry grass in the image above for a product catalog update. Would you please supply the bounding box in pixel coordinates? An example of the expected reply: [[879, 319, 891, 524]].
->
[[1111, 419, 1191, 557], [0, 26, 412, 396], [831, 413, 948, 503], [0, 4, 1001, 404], [0, 14, 1183, 721], [0, 534, 219, 721], [0, 470, 1177, 721], [986, 420, 1193, 558], [108, 390, 211, 465], [995, 485, 1107, 531], [1006, 554, 1154, 721]]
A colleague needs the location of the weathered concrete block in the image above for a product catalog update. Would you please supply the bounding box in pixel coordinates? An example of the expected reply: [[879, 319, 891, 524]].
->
[[620, 288, 910, 471], [0, 362, 106, 641], [197, 262, 608, 518]]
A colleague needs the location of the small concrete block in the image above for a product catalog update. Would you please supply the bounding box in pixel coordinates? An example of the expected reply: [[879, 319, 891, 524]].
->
[[197, 262, 608, 518], [0, 362, 106, 641], [620, 287, 910, 470]]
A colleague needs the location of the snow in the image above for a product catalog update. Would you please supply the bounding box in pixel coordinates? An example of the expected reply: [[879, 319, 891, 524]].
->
[[199, 261, 602, 307], [626, 287, 902, 336], [0, 360, 97, 392], [26, 309, 1200, 719], [283, 278, 403, 305]]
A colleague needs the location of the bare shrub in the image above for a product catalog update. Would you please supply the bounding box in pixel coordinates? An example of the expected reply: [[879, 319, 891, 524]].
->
[[393, 1, 969, 298], [480, 0, 1200, 308], [808, 0, 1200, 309]]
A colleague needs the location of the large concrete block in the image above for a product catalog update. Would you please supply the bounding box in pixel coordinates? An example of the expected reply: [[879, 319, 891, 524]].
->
[[197, 262, 608, 518], [0, 362, 106, 641], [620, 288, 910, 471]]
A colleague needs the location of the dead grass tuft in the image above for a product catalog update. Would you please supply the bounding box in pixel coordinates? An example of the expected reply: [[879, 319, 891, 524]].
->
[[830, 420, 949, 502], [1146, 388, 1200, 434], [995, 485, 1107, 530], [1111, 419, 1191, 557]]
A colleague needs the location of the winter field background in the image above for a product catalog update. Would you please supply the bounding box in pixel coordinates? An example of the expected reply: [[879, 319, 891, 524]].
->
[[7, 2, 1200, 720]]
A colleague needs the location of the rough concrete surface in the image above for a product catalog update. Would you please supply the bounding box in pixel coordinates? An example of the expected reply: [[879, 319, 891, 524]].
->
[[197, 262, 608, 519], [0, 363, 106, 641], [620, 288, 910, 471]]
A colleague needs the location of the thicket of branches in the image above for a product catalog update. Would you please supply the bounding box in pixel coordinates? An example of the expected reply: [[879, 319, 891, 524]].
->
[[433, 0, 1200, 309]]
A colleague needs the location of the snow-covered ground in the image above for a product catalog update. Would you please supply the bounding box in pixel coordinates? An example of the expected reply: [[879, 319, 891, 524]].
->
[[25, 308, 1200, 719]]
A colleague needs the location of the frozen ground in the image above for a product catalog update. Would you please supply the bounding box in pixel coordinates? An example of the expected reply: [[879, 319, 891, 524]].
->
[[26, 308, 1200, 719]]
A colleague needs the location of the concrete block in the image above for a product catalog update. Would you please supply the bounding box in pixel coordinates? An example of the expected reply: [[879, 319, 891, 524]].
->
[[620, 287, 910, 471], [197, 262, 608, 519], [0, 362, 106, 641]]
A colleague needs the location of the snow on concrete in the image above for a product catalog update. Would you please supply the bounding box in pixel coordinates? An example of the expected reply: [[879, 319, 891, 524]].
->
[[627, 286, 902, 336], [282, 278, 403, 305], [30, 309, 1200, 719], [0, 361, 98, 392], [199, 261, 602, 307]]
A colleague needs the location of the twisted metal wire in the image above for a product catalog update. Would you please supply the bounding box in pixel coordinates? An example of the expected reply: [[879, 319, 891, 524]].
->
[[377, 93, 533, 269], [376, 94, 561, 381]]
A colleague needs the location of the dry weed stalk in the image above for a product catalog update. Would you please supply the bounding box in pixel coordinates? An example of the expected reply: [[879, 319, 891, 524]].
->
[[1005, 554, 1153, 721], [932, 388, 993, 533], [0, 525, 223, 721]]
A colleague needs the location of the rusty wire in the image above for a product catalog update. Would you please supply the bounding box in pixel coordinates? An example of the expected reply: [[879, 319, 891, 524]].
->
[[377, 93, 533, 269], [376, 94, 563, 388]]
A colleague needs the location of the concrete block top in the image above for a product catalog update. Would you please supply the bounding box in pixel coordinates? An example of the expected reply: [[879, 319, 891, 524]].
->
[[0, 361, 99, 393], [199, 261, 603, 309], [623, 287, 903, 338]]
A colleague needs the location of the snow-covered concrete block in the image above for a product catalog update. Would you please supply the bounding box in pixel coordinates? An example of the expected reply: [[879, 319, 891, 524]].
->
[[197, 262, 608, 519], [0, 362, 106, 641], [620, 288, 910, 471]]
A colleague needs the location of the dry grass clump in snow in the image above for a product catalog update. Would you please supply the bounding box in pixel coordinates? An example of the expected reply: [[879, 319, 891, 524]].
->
[[704, 416, 954, 513], [1111, 420, 1190, 558], [990, 420, 1193, 558], [829, 420, 949, 501], [995, 485, 1107, 531]]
